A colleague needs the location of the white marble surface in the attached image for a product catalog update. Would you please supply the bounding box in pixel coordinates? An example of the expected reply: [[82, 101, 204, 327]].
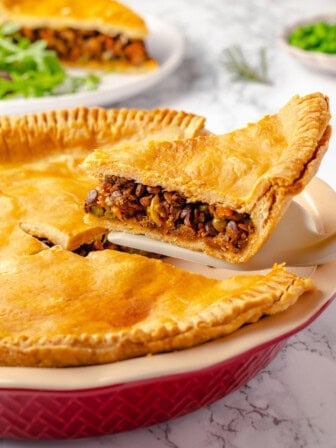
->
[[2, 0, 336, 447]]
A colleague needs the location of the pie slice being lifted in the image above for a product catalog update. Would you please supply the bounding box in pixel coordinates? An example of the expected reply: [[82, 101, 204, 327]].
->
[[0, 0, 157, 71], [82, 93, 331, 264]]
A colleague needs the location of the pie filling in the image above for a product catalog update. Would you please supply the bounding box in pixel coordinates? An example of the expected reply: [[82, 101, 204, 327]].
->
[[19, 26, 151, 66], [84, 176, 255, 253]]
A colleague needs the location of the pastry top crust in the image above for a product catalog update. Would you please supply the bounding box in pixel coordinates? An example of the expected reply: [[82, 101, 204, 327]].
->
[[83, 93, 331, 211], [0, 0, 147, 39], [0, 247, 314, 367]]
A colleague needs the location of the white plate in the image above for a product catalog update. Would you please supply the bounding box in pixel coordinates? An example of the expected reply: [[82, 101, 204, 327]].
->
[[0, 15, 185, 115], [1, 177, 335, 391]]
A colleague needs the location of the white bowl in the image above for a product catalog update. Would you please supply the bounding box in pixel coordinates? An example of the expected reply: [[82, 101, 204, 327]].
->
[[279, 14, 336, 74]]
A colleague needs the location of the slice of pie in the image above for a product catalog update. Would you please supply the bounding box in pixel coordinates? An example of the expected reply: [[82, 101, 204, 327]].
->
[[0, 248, 313, 367], [0, 0, 157, 71], [82, 93, 331, 264]]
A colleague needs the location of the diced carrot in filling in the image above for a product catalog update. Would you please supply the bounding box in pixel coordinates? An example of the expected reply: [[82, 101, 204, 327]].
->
[[84, 176, 255, 253], [19, 27, 151, 65]]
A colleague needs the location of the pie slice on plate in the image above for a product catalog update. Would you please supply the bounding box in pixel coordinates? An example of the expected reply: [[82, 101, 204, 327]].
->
[[82, 93, 331, 264], [0, 0, 157, 71]]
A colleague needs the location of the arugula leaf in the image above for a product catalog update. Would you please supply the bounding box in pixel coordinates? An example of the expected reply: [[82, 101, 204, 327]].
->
[[0, 23, 100, 99]]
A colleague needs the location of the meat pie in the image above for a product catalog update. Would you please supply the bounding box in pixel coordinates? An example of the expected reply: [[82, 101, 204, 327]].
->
[[82, 93, 331, 264], [0, 99, 322, 367], [0, 0, 157, 71]]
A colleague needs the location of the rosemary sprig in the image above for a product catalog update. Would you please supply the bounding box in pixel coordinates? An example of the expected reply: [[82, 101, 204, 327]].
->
[[220, 45, 271, 85]]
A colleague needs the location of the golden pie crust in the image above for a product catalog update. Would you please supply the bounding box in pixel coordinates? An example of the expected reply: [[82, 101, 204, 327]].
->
[[0, 103, 316, 367], [83, 93, 331, 264], [0, 0, 157, 71], [0, 250, 313, 367]]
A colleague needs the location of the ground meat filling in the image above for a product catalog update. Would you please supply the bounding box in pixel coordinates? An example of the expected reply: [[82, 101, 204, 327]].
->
[[84, 176, 255, 253], [19, 27, 150, 66]]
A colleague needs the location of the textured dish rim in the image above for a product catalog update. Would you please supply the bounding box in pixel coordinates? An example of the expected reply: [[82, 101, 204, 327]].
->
[[0, 177, 335, 392]]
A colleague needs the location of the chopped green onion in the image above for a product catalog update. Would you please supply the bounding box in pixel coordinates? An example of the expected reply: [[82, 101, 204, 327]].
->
[[288, 21, 336, 54]]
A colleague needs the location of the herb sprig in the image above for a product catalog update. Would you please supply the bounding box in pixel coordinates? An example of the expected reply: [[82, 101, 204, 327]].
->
[[220, 45, 271, 85], [0, 22, 100, 99]]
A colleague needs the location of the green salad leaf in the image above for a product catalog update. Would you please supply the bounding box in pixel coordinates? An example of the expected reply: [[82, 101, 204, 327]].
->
[[0, 23, 100, 99]]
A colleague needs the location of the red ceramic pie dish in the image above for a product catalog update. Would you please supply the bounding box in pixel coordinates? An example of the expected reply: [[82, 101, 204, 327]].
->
[[1, 178, 335, 440], [0, 303, 333, 440]]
